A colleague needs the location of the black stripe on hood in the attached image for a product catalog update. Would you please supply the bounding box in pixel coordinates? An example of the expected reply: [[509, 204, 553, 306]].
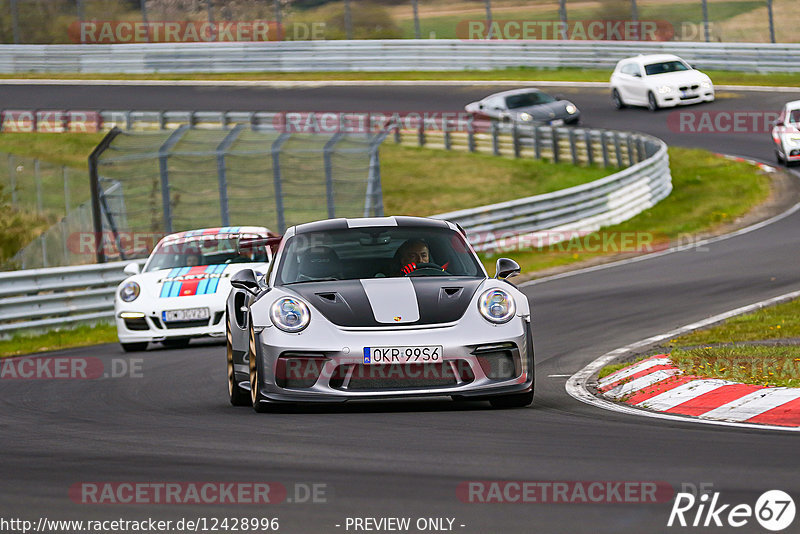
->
[[284, 277, 484, 327]]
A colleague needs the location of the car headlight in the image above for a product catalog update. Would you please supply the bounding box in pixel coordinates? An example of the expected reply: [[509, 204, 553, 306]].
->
[[701, 81, 712, 89], [119, 281, 140, 302], [565, 104, 577, 115], [657, 85, 672, 94], [518, 112, 533, 122], [790, 136, 800, 146], [478, 288, 516, 324], [270, 297, 311, 333]]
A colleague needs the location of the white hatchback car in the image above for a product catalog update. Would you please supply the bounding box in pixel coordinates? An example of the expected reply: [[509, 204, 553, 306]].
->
[[772, 100, 800, 167], [610, 54, 714, 111], [115, 226, 272, 352]]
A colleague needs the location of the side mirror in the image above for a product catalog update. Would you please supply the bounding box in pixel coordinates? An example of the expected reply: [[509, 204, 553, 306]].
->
[[495, 258, 521, 280], [231, 269, 260, 294], [776, 121, 785, 127], [123, 262, 140, 276], [633, 73, 642, 78]]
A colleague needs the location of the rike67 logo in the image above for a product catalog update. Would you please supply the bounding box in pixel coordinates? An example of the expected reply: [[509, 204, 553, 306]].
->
[[668, 489, 795, 531]]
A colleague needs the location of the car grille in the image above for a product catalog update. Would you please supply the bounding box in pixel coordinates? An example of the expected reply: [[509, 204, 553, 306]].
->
[[331, 362, 474, 391], [679, 84, 700, 91], [123, 317, 149, 331]]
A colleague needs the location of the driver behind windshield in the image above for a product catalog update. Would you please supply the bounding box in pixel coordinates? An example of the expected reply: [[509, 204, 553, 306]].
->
[[396, 239, 445, 275]]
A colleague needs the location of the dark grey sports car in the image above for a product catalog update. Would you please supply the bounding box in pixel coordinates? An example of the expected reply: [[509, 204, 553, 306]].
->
[[225, 216, 534, 412], [465, 88, 580, 126]]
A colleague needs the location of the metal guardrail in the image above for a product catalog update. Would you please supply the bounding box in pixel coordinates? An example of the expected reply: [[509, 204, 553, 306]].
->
[[0, 261, 137, 336], [1, 40, 799, 73], [431, 131, 670, 252]]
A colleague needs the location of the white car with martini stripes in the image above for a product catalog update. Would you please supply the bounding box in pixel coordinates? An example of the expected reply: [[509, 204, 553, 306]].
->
[[115, 226, 272, 351], [225, 216, 535, 411]]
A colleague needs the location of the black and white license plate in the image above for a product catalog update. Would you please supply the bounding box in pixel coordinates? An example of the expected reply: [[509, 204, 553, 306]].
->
[[363, 346, 443, 365], [163, 307, 210, 322]]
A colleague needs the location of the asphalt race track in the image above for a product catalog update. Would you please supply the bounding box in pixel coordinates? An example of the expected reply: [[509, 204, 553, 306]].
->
[[1, 81, 800, 533]]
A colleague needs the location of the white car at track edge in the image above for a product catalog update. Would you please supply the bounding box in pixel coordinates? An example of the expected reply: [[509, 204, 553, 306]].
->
[[610, 54, 715, 111], [115, 226, 273, 352], [772, 100, 800, 166]]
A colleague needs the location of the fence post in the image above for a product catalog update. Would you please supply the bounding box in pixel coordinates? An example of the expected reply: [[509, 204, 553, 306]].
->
[[534, 126, 542, 159], [157, 126, 189, 234], [8, 154, 17, 206], [627, 135, 636, 166], [324, 132, 344, 219], [216, 124, 244, 226], [701, 0, 710, 42], [139, 0, 150, 43], [271, 133, 291, 232], [444, 119, 451, 151], [412, 0, 421, 39], [584, 129, 594, 166], [484, 0, 493, 39], [366, 132, 388, 217], [467, 117, 476, 153], [274, 0, 282, 36], [551, 127, 560, 163], [417, 119, 425, 147], [491, 122, 499, 156], [614, 132, 623, 167], [558, 0, 568, 39], [10, 0, 20, 44], [63, 167, 70, 262], [512, 122, 520, 158], [34, 159, 44, 214], [767, 0, 776, 44], [601, 132, 610, 167], [568, 129, 579, 165], [344, 0, 353, 40], [88, 128, 121, 263]]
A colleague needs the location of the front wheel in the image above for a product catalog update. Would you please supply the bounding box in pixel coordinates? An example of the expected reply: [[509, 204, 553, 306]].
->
[[611, 88, 625, 110], [120, 342, 147, 352], [489, 390, 534, 409], [249, 323, 272, 413], [228, 313, 250, 406], [647, 91, 659, 112]]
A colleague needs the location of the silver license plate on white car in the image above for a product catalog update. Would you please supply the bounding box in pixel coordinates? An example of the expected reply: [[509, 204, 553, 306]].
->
[[163, 307, 210, 322], [363, 346, 443, 364]]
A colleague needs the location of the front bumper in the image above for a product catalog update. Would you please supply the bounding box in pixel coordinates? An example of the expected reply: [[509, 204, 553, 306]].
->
[[246, 317, 534, 404], [115, 307, 227, 343], [655, 88, 714, 108]]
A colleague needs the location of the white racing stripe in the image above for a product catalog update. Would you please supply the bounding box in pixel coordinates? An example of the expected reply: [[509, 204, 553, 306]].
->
[[597, 357, 670, 388], [637, 379, 729, 412], [604, 369, 681, 399], [360, 278, 419, 324], [700, 388, 800, 422]]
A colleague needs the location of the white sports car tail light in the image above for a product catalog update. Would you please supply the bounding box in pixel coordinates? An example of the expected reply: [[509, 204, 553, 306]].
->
[[478, 288, 516, 324], [270, 297, 311, 333]]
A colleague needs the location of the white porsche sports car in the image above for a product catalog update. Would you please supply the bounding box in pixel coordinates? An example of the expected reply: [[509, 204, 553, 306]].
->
[[225, 216, 534, 411], [610, 54, 715, 111], [772, 100, 800, 166], [115, 226, 272, 352]]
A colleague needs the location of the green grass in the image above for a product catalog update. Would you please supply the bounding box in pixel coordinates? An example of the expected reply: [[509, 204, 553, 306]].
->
[[0, 323, 117, 358], [0, 132, 105, 169], [380, 143, 612, 216], [0, 68, 798, 86], [670, 345, 800, 388], [494, 147, 770, 275], [670, 298, 800, 346]]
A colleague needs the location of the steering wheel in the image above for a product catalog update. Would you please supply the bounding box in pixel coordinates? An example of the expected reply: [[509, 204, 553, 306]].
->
[[404, 262, 449, 276]]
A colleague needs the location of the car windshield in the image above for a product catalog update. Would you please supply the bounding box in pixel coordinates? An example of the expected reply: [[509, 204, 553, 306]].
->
[[505, 91, 555, 109], [275, 226, 484, 285], [144, 233, 269, 272], [644, 60, 690, 76]]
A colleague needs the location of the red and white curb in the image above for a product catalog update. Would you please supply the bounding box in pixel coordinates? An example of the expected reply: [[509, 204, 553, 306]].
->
[[599, 355, 800, 428], [566, 288, 800, 432]]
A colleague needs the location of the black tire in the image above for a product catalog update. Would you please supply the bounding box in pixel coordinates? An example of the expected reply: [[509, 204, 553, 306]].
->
[[489, 390, 534, 409], [611, 88, 625, 110], [161, 337, 190, 349], [227, 312, 251, 406], [249, 323, 271, 413], [776, 150, 785, 165], [647, 91, 659, 112], [120, 342, 147, 352]]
